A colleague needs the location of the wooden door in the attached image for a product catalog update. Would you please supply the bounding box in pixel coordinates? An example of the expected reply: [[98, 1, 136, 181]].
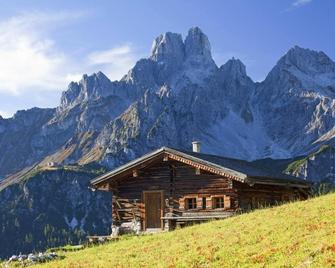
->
[[144, 191, 163, 229]]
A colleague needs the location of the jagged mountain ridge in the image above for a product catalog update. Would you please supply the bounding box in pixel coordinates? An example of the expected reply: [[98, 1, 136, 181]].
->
[[1, 27, 335, 181]]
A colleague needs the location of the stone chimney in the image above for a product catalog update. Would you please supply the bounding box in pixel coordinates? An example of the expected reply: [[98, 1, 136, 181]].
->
[[192, 141, 201, 153]]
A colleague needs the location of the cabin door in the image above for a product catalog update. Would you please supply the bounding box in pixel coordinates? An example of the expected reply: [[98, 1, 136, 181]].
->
[[143, 191, 163, 229]]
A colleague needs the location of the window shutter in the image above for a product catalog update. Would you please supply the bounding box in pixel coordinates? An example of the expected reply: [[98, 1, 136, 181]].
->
[[207, 197, 213, 209], [197, 197, 203, 208], [224, 195, 231, 209], [179, 198, 185, 209]]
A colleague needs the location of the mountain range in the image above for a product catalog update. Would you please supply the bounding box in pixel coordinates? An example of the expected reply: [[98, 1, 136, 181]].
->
[[0, 26, 335, 258]]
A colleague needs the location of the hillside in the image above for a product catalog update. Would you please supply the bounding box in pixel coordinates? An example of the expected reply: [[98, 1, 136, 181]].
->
[[0, 166, 111, 258], [0, 146, 332, 259], [34, 193, 335, 268]]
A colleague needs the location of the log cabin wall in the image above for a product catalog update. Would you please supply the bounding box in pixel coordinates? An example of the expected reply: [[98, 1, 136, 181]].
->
[[109, 157, 308, 230], [112, 159, 171, 227], [172, 161, 238, 213], [233, 181, 308, 211], [111, 159, 237, 229]]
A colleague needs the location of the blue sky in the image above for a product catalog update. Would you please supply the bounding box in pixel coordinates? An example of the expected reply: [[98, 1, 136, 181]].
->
[[0, 0, 334, 118]]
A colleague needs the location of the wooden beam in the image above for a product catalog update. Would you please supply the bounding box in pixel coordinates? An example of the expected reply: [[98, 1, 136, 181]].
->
[[169, 164, 175, 208], [166, 153, 244, 182]]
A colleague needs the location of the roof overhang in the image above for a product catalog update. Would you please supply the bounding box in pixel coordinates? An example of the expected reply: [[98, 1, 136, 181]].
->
[[90, 147, 311, 190], [91, 147, 167, 189], [244, 177, 311, 188]]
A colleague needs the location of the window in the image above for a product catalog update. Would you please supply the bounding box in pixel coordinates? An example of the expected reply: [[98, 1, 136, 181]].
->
[[202, 197, 207, 209], [213, 197, 224, 209], [185, 198, 197, 210]]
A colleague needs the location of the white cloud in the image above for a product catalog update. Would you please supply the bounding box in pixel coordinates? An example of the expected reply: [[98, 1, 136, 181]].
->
[[0, 11, 87, 95], [87, 44, 138, 81], [0, 10, 140, 98], [0, 10, 142, 117], [88, 45, 132, 65], [292, 0, 313, 7]]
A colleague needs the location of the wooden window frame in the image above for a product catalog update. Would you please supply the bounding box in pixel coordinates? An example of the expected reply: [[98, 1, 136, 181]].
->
[[181, 195, 218, 211], [184, 197, 197, 210], [212, 196, 225, 209]]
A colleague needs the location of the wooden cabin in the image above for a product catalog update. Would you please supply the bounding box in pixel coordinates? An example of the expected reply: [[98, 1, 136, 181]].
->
[[90, 144, 310, 233]]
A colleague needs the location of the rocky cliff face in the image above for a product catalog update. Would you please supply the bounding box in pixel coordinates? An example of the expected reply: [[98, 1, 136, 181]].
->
[[254, 46, 335, 158], [1, 28, 335, 180], [0, 108, 55, 179], [1, 26, 335, 179]]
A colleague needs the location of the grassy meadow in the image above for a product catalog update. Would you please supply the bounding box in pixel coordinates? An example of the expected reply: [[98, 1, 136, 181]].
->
[[28, 193, 335, 267]]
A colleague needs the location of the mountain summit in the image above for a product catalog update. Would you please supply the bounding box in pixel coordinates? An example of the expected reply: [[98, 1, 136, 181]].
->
[[150, 32, 184, 64], [60, 72, 114, 110], [0, 27, 335, 179], [279, 45, 335, 74], [185, 27, 212, 59]]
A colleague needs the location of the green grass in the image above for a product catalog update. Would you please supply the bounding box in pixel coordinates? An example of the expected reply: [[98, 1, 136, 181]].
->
[[35, 193, 335, 268]]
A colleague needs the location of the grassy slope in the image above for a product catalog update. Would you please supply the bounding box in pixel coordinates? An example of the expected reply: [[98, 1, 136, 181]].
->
[[37, 193, 335, 268]]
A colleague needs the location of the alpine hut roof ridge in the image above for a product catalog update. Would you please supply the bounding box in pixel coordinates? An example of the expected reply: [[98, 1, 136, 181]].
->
[[90, 147, 310, 188]]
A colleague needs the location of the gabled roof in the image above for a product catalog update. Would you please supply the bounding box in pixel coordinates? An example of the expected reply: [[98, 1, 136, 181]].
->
[[90, 147, 311, 189]]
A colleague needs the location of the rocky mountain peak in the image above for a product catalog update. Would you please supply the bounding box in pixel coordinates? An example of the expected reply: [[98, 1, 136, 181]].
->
[[150, 32, 184, 64], [60, 71, 113, 110], [219, 58, 247, 79], [2, 27, 335, 184], [278, 45, 335, 74], [179, 27, 217, 81], [150, 27, 213, 64], [185, 27, 212, 59], [80, 71, 112, 98]]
